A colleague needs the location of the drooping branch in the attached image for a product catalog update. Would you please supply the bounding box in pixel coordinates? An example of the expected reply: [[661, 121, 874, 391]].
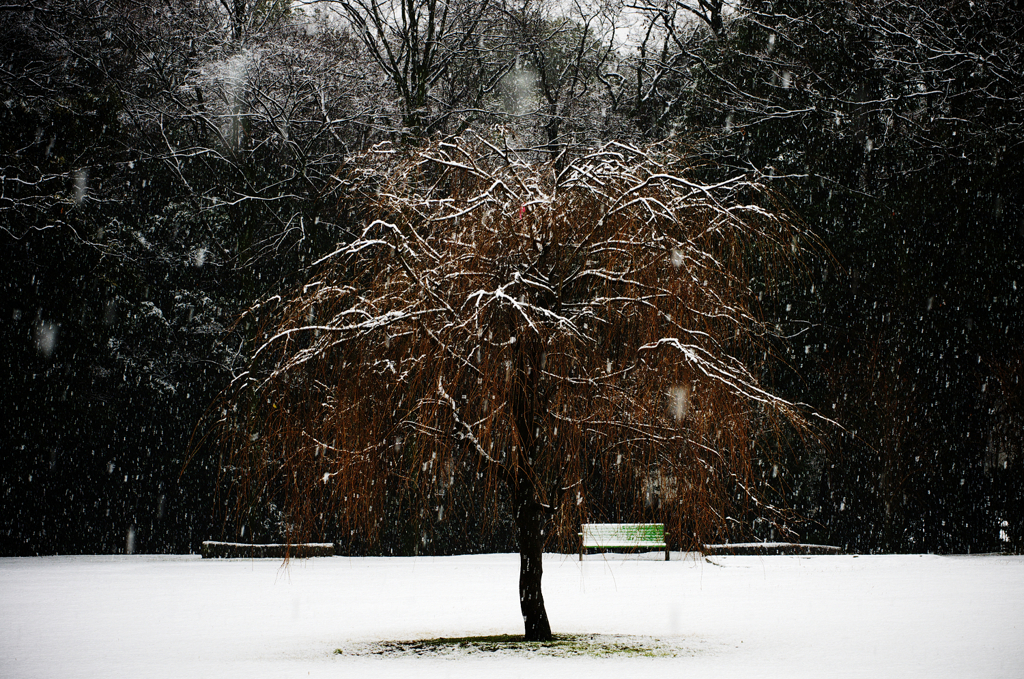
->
[[219, 134, 818, 559]]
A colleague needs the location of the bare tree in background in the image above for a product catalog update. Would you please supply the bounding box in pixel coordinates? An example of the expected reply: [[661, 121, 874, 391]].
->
[[500, 0, 621, 159], [219, 135, 814, 640], [335, 0, 501, 138], [119, 2, 382, 274]]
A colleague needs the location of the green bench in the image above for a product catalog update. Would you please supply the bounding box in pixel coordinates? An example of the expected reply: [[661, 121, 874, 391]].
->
[[579, 523, 670, 561]]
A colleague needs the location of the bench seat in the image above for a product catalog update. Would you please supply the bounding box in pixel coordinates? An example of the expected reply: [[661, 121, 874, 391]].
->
[[580, 523, 669, 560]]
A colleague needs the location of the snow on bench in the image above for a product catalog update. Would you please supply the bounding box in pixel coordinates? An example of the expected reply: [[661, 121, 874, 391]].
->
[[702, 542, 842, 556], [579, 523, 669, 561], [200, 541, 335, 559]]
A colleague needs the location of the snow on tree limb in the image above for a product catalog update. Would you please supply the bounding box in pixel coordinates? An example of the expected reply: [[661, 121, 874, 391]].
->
[[219, 133, 819, 559]]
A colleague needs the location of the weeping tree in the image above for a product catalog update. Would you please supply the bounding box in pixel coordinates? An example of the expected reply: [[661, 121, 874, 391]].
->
[[218, 135, 816, 640]]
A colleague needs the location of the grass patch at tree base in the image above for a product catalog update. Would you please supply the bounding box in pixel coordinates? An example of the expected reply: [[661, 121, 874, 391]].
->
[[336, 633, 704, 658]]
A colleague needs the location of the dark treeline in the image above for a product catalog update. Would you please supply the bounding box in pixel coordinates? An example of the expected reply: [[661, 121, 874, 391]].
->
[[2, 0, 1021, 556]]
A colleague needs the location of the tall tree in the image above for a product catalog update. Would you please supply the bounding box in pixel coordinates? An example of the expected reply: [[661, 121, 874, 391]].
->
[[336, 0, 499, 137], [500, 0, 621, 158], [618, 0, 1024, 551], [219, 136, 815, 639], [0, 0, 375, 555]]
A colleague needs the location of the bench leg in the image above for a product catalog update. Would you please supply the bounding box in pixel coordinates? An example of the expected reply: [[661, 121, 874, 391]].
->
[[665, 546, 670, 561]]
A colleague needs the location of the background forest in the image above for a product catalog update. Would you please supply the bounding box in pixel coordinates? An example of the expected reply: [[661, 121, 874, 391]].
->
[[2, 0, 1021, 556]]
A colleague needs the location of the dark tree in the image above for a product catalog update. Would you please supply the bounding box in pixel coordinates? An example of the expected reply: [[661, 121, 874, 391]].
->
[[219, 136, 815, 639], [618, 0, 1024, 551]]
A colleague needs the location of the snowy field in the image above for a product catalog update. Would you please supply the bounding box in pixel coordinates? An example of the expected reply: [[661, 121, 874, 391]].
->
[[2, 552, 1022, 678]]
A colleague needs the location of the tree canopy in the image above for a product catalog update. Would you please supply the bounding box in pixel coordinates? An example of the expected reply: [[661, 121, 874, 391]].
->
[[220, 135, 816, 638]]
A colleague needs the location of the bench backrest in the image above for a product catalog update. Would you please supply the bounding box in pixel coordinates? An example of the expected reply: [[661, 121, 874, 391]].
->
[[582, 523, 665, 548]]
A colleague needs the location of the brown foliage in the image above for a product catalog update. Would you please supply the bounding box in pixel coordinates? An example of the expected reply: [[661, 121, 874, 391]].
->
[[218, 134, 816, 553]]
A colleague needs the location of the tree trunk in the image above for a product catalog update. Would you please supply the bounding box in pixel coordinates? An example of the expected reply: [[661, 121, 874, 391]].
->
[[509, 342, 552, 641], [515, 493, 552, 641]]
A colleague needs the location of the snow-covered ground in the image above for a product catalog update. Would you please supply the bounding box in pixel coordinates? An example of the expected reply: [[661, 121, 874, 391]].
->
[[2, 552, 1022, 678]]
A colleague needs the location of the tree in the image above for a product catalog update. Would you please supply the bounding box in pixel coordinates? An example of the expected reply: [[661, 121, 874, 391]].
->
[[615, 0, 1024, 552], [120, 0, 373, 281], [0, 0, 233, 555], [0, 0, 377, 555], [0, 0, 133, 239], [499, 0, 621, 159], [219, 135, 814, 639], [335, 0, 501, 138]]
